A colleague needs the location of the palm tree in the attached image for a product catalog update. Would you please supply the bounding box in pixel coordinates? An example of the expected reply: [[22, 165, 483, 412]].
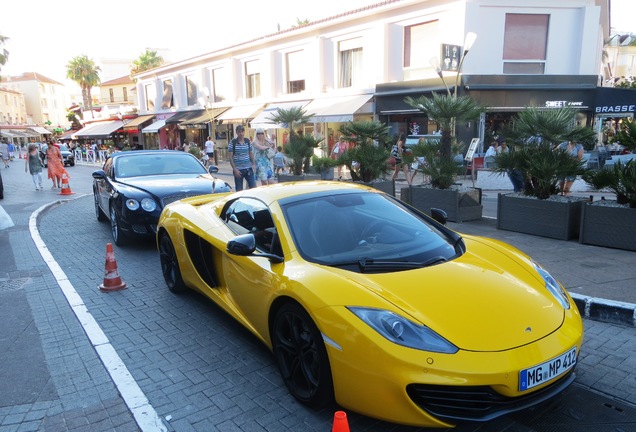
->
[[268, 106, 314, 175], [338, 120, 391, 183], [66, 55, 101, 113], [0, 34, 9, 76], [130, 50, 164, 78]]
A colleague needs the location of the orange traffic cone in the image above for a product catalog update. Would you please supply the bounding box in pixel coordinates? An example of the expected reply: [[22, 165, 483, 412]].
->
[[332, 411, 350, 432], [99, 243, 127, 292], [59, 172, 74, 195]]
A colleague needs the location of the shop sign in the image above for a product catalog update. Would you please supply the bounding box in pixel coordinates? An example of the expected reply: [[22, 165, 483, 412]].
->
[[595, 105, 636, 113], [545, 100, 584, 108]]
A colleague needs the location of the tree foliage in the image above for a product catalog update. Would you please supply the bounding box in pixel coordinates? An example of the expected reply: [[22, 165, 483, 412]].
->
[[268, 107, 315, 175], [66, 55, 101, 112], [338, 120, 391, 183], [130, 50, 164, 79], [0, 34, 9, 75]]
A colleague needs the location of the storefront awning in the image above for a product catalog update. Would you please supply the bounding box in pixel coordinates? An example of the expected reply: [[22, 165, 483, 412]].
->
[[217, 103, 264, 124], [123, 115, 155, 130], [304, 95, 373, 123], [75, 120, 125, 139], [142, 119, 167, 134], [164, 110, 203, 124], [28, 126, 52, 134], [181, 107, 228, 126], [57, 130, 78, 140], [250, 100, 311, 129], [0, 130, 17, 138]]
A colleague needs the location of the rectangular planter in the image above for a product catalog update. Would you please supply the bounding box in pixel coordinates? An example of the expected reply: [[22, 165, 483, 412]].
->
[[579, 203, 636, 251], [497, 194, 586, 240], [360, 180, 395, 196], [400, 186, 482, 222]]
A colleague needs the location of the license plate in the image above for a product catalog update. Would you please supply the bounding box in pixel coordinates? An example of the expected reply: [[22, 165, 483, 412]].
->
[[519, 347, 577, 391]]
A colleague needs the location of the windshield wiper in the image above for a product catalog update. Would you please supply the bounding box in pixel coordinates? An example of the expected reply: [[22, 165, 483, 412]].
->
[[330, 256, 447, 272]]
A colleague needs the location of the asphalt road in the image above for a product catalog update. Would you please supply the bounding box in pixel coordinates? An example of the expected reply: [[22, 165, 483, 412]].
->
[[0, 160, 635, 431]]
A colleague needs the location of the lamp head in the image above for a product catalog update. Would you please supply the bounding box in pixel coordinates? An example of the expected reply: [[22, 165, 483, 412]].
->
[[464, 32, 477, 53]]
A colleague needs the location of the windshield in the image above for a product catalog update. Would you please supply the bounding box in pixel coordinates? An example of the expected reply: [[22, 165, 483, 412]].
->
[[282, 192, 458, 271], [115, 153, 207, 178]]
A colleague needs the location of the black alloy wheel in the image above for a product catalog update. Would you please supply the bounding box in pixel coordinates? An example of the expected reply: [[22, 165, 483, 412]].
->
[[272, 302, 334, 407], [159, 233, 186, 293], [94, 191, 107, 221], [109, 205, 127, 246]]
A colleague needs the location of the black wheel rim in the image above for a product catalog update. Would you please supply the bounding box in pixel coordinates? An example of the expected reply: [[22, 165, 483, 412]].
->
[[110, 207, 119, 242], [159, 236, 178, 289], [274, 310, 321, 401]]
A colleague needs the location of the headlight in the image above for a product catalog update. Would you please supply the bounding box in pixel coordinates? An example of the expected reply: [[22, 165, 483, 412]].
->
[[141, 198, 157, 212], [125, 199, 140, 210], [533, 261, 570, 310], [348, 307, 458, 354]]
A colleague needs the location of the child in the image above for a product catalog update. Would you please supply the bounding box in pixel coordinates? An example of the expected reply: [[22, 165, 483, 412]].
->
[[273, 146, 286, 175], [25, 144, 44, 190]]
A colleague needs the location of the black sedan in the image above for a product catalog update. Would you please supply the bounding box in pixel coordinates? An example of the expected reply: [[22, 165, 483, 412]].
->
[[41, 143, 76, 167], [93, 150, 231, 246]]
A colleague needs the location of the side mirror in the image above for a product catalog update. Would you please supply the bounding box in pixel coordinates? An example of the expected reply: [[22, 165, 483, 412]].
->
[[430, 208, 448, 225], [92, 170, 107, 180], [208, 165, 219, 174], [226, 233, 284, 263]]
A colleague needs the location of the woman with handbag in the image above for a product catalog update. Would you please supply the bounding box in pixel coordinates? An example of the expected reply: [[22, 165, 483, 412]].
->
[[252, 128, 276, 185]]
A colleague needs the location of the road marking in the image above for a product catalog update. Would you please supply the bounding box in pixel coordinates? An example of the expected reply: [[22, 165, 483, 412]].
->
[[30, 199, 167, 432]]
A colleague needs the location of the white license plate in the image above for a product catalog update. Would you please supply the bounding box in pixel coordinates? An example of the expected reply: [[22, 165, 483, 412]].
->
[[519, 347, 577, 391]]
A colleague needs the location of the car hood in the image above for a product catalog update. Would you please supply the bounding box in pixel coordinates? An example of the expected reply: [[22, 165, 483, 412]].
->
[[118, 174, 228, 196], [328, 236, 566, 352]]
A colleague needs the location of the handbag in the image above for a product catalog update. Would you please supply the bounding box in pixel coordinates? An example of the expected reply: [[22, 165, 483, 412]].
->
[[266, 147, 276, 159]]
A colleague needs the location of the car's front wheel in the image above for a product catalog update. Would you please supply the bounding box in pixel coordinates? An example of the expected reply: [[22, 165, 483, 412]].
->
[[159, 233, 186, 293], [109, 205, 127, 246], [272, 302, 334, 408]]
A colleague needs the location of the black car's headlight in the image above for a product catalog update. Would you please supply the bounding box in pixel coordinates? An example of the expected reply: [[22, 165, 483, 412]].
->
[[125, 198, 157, 212], [532, 261, 570, 310], [348, 307, 458, 354]]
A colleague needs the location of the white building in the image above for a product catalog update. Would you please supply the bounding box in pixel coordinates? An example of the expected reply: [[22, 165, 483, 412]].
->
[[133, 0, 611, 152]]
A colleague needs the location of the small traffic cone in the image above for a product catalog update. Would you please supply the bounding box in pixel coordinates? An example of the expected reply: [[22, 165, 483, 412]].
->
[[59, 172, 75, 195], [331, 411, 350, 432], [99, 243, 127, 292]]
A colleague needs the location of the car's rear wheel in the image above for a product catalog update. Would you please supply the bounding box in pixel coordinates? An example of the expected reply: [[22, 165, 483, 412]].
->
[[159, 233, 186, 293], [109, 205, 127, 246], [272, 302, 334, 408], [94, 192, 107, 222]]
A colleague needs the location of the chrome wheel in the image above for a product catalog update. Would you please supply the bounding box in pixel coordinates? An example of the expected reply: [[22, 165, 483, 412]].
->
[[109, 205, 127, 246]]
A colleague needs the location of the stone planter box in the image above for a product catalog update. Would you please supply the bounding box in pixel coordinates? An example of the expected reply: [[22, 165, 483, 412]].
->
[[277, 173, 321, 182], [497, 193, 587, 240], [400, 186, 482, 222], [579, 202, 636, 251], [360, 179, 395, 196]]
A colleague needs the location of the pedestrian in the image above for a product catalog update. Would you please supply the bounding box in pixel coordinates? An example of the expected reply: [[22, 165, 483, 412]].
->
[[25, 144, 44, 190], [183, 141, 191, 153], [391, 133, 412, 185], [252, 128, 276, 186], [273, 146, 286, 175], [8, 142, 15, 160], [204, 136, 215, 166], [0, 141, 9, 168], [557, 140, 584, 195], [330, 136, 348, 179], [46, 141, 66, 189], [228, 125, 256, 191]]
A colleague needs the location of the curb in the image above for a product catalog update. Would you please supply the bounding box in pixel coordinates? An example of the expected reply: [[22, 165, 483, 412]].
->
[[571, 293, 636, 327]]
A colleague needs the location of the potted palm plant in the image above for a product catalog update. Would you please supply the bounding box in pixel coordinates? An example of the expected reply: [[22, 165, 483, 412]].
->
[[492, 107, 596, 240], [337, 120, 395, 195], [579, 119, 636, 250], [400, 93, 484, 222], [311, 152, 338, 180]]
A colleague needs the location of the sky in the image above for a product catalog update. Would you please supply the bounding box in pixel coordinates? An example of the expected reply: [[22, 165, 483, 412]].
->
[[2, 0, 636, 86]]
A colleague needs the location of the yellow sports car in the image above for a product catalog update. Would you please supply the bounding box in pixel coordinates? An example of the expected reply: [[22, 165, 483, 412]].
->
[[157, 182, 583, 428]]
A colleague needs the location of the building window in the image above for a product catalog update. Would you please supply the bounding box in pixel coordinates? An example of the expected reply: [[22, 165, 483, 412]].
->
[[146, 84, 156, 111], [245, 60, 261, 98], [339, 39, 363, 88], [404, 21, 439, 68], [109, 88, 115, 103], [212, 68, 226, 102], [286, 51, 305, 94], [503, 14, 549, 74], [123, 87, 128, 102], [161, 80, 173, 109], [185, 75, 198, 106]]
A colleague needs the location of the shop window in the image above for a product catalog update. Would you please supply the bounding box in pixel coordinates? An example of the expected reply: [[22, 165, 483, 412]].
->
[[339, 39, 363, 88], [286, 51, 305, 94], [186, 75, 198, 106], [245, 60, 261, 98], [161, 80, 173, 109], [146, 84, 156, 111], [503, 14, 549, 74]]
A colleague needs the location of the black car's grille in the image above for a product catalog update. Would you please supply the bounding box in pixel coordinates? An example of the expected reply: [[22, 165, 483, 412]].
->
[[406, 369, 575, 422], [131, 224, 157, 234], [162, 193, 207, 207]]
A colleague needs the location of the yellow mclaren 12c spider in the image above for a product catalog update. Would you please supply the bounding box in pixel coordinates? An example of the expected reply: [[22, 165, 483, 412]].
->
[[157, 181, 583, 428]]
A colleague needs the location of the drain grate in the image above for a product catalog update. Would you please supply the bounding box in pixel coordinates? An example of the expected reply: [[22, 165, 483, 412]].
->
[[0, 278, 30, 292]]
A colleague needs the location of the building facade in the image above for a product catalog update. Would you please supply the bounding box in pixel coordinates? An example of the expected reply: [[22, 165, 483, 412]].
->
[[133, 0, 610, 153]]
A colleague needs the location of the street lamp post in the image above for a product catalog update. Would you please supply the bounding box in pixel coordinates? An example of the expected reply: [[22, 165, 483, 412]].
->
[[198, 87, 217, 164], [429, 32, 477, 98]]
